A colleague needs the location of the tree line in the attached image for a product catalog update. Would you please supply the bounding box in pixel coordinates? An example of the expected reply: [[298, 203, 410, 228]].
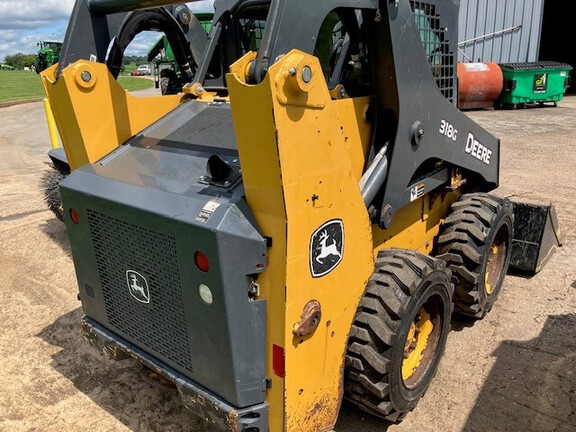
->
[[2, 52, 149, 69], [122, 55, 149, 65], [3, 53, 36, 69]]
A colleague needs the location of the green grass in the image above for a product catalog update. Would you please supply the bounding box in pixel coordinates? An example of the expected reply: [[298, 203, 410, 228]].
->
[[121, 63, 138, 75], [117, 76, 154, 92], [0, 70, 45, 103], [0, 70, 154, 104]]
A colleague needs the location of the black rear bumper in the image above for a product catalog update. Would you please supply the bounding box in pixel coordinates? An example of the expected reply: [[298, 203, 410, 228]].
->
[[82, 317, 269, 432]]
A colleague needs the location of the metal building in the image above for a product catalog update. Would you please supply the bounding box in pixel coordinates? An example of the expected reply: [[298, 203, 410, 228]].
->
[[458, 0, 545, 63]]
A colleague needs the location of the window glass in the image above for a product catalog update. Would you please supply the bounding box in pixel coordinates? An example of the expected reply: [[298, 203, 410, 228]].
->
[[315, 12, 345, 81], [237, 4, 269, 55]]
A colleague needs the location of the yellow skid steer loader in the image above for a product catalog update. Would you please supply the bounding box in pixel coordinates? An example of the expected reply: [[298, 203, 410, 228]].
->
[[41, 0, 561, 430]]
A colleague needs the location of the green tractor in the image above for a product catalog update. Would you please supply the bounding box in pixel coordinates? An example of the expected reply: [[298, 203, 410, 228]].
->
[[35, 41, 63, 74], [148, 12, 213, 95]]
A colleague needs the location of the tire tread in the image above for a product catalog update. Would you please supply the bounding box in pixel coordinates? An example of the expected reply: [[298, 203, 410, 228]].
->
[[436, 193, 513, 318], [345, 250, 453, 423]]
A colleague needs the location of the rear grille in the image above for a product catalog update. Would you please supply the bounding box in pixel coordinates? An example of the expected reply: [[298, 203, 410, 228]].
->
[[158, 107, 237, 155], [87, 210, 193, 373]]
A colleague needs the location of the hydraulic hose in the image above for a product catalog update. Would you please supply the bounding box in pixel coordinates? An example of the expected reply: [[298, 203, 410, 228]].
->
[[106, 7, 195, 83]]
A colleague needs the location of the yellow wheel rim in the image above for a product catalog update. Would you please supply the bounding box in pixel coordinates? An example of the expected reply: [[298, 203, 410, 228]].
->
[[402, 307, 434, 381], [484, 244, 499, 295], [484, 223, 508, 297]]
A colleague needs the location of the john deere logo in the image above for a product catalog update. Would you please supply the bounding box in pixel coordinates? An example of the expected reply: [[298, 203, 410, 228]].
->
[[533, 73, 548, 94], [310, 219, 344, 278], [126, 270, 150, 304]]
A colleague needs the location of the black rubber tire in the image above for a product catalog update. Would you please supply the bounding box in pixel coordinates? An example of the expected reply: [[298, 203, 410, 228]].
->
[[160, 76, 171, 95], [436, 193, 514, 318], [35, 63, 46, 74], [160, 69, 180, 95], [344, 249, 453, 423], [41, 164, 68, 222]]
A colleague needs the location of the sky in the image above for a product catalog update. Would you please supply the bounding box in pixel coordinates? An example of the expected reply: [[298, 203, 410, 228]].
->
[[0, 0, 215, 62]]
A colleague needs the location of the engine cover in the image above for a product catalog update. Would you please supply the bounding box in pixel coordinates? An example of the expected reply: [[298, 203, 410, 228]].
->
[[60, 102, 268, 409]]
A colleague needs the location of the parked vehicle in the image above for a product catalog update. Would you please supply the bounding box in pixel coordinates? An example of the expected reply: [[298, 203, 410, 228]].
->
[[135, 64, 152, 76], [34, 41, 62, 74], [41, 1, 560, 430]]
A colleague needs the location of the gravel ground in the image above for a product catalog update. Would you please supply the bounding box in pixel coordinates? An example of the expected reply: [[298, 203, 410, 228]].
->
[[0, 98, 574, 432]]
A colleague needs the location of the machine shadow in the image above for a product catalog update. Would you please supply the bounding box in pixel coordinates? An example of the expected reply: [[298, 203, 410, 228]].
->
[[450, 314, 477, 332], [39, 309, 394, 431], [462, 314, 576, 432], [41, 217, 72, 257], [336, 400, 392, 431], [37, 308, 218, 432]]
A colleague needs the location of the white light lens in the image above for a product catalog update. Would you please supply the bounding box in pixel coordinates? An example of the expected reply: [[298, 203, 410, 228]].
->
[[198, 284, 213, 305]]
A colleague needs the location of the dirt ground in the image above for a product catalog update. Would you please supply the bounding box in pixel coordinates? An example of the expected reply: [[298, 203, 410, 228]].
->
[[0, 98, 574, 432]]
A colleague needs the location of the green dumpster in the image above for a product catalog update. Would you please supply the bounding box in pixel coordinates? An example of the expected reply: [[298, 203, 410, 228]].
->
[[497, 61, 573, 108]]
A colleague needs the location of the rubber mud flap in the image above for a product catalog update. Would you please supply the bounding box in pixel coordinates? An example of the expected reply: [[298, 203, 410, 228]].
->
[[509, 202, 562, 274]]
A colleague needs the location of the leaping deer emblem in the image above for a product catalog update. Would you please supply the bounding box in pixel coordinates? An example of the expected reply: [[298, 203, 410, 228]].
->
[[130, 274, 146, 298], [316, 230, 342, 264], [127, 270, 150, 303]]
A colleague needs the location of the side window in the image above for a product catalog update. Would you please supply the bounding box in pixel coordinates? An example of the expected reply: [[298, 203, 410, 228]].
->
[[204, 4, 268, 89], [237, 3, 269, 55], [315, 12, 345, 81], [238, 18, 266, 53], [413, 8, 442, 63], [313, 9, 372, 98], [410, 1, 456, 103]]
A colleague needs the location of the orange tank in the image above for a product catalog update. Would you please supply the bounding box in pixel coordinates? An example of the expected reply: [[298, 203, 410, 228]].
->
[[458, 62, 503, 110]]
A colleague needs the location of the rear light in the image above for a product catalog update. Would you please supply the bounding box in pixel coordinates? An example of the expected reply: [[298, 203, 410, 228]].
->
[[194, 251, 210, 272], [198, 284, 214, 305], [69, 208, 80, 224], [273, 344, 285, 378]]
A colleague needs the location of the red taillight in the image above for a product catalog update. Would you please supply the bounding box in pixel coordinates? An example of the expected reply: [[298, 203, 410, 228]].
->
[[194, 251, 210, 272], [273, 344, 285, 378], [69, 208, 80, 224]]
